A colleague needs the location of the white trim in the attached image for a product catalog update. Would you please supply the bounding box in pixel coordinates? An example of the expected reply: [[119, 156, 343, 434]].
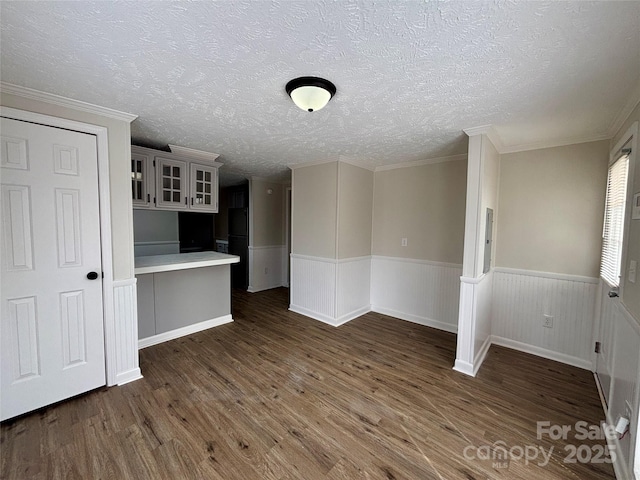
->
[[490, 336, 592, 370], [168, 144, 220, 162], [372, 255, 461, 269], [0, 82, 137, 122], [0, 106, 126, 387], [289, 305, 341, 326], [374, 154, 467, 172], [138, 314, 233, 349], [285, 186, 292, 288], [289, 158, 337, 170], [113, 278, 137, 288], [601, 419, 631, 480], [463, 124, 505, 153], [371, 306, 458, 333], [493, 267, 599, 284], [337, 305, 371, 325], [499, 133, 611, 155], [612, 121, 638, 302], [453, 359, 475, 377], [337, 157, 376, 171], [290, 253, 338, 263], [115, 369, 143, 385], [249, 175, 291, 185], [290, 253, 375, 264], [607, 79, 640, 139], [247, 285, 279, 293], [460, 273, 489, 285], [474, 335, 492, 375]]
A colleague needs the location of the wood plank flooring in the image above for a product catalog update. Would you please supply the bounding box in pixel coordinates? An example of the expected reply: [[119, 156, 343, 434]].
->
[[1, 288, 614, 479]]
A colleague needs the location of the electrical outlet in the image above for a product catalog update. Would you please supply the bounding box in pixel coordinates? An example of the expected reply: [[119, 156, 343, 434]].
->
[[401, 238, 408, 247], [543, 315, 554, 328]]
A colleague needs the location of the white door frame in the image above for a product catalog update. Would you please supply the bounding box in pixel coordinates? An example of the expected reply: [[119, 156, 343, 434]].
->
[[1, 106, 119, 386]]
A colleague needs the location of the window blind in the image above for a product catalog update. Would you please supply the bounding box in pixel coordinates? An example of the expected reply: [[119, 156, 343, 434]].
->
[[600, 152, 629, 286]]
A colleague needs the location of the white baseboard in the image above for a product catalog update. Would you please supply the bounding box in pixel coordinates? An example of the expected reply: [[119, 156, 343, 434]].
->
[[289, 304, 339, 326], [602, 417, 631, 480], [490, 335, 592, 370], [138, 314, 233, 349], [453, 359, 475, 376], [247, 284, 285, 293], [116, 368, 143, 386], [371, 305, 458, 334], [473, 335, 492, 375], [336, 305, 371, 326]]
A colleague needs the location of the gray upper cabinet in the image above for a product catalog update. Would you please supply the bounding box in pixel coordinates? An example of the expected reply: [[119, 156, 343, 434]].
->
[[131, 150, 154, 208], [155, 156, 188, 209], [131, 145, 221, 212]]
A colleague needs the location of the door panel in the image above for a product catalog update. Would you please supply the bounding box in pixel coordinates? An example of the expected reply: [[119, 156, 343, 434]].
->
[[0, 117, 106, 421]]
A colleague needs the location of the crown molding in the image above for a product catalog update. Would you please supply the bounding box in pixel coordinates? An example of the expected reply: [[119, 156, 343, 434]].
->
[[288, 158, 375, 171], [463, 124, 504, 153], [250, 175, 290, 185], [374, 153, 467, 172], [500, 133, 611, 155], [168, 144, 220, 162], [0, 82, 138, 122], [607, 79, 640, 139], [336, 155, 376, 171], [288, 158, 336, 170]]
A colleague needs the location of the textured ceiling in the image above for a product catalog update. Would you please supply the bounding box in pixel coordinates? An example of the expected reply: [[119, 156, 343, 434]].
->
[[1, 1, 639, 182]]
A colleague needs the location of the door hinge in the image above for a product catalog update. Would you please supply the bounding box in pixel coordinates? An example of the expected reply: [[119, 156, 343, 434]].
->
[[153, 160, 156, 167], [595, 341, 601, 354]]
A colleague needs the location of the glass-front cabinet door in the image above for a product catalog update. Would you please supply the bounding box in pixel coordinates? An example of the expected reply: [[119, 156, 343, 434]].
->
[[131, 152, 154, 208], [155, 157, 187, 210], [190, 163, 218, 212]]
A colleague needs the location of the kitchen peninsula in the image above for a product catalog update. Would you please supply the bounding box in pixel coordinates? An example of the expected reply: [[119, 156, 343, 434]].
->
[[135, 252, 239, 348]]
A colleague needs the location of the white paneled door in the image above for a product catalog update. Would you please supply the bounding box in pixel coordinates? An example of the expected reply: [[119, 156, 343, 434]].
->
[[1, 117, 105, 421]]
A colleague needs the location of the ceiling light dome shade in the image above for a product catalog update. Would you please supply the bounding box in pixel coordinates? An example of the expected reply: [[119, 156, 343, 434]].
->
[[286, 77, 336, 112]]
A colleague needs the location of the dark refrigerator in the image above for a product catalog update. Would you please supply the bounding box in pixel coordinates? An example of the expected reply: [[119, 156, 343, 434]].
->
[[228, 207, 248, 289]]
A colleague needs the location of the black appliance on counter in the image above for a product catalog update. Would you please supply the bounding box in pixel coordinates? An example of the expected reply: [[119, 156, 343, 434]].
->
[[178, 212, 214, 253], [228, 207, 249, 289]]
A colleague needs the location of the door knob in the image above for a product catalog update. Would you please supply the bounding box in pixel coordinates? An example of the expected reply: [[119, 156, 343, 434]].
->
[[608, 290, 619, 298], [86, 271, 99, 280]]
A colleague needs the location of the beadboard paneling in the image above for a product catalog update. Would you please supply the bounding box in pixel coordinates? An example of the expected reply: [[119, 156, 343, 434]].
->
[[337, 257, 371, 323], [598, 294, 640, 480], [112, 279, 142, 385], [248, 245, 285, 293], [371, 256, 461, 333], [492, 269, 598, 369], [475, 271, 493, 367], [290, 255, 337, 325]]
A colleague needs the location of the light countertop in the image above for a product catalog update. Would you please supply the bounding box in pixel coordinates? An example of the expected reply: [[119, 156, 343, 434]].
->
[[135, 252, 240, 275]]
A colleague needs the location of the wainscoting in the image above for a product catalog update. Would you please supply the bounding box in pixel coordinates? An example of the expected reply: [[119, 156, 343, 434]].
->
[[491, 268, 598, 369], [248, 245, 287, 293], [112, 278, 143, 385], [290, 254, 371, 326], [595, 281, 640, 480], [370, 256, 461, 333], [454, 272, 493, 377]]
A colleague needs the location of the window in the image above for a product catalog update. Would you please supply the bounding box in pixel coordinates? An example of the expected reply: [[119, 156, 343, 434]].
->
[[600, 150, 630, 286]]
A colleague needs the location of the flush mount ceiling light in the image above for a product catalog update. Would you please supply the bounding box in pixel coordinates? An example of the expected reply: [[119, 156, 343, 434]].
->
[[285, 76, 336, 112]]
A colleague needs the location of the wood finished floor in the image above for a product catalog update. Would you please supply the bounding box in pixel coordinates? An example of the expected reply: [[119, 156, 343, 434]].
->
[[2, 288, 614, 479]]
